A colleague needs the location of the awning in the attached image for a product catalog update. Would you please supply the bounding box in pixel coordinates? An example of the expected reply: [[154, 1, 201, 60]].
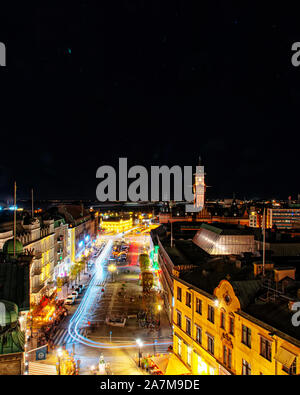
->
[[150, 353, 191, 375], [274, 347, 296, 368]]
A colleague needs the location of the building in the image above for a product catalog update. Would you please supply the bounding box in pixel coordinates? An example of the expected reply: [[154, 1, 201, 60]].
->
[[159, 202, 249, 226], [0, 245, 32, 374], [100, 216, 133, 233], [172, 264, 300, 375], [53, 218, 70, 279], [267, 208, 300, 230], [193, 158, 206, 211], [249, 207, 263, 228], [193, 223, 257, 255], [0, 215, 56, 304], [150, 224, 210, 323], [255, 230, 300, 257], [56, 205, 97, 261]]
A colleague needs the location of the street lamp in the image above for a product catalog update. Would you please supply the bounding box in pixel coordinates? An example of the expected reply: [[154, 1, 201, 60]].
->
[[90, 365, 97, 375], [157, 304, 162, 321], [57, 348, 63, 375], [136, 338, 143, 367], [108, 264, 116, 282]]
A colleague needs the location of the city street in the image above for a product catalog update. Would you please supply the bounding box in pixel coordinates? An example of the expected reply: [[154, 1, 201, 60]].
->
[[43, 229, 172, 375]]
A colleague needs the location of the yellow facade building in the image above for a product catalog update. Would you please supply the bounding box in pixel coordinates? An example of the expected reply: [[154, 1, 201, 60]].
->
[[173, 276, 300, 375], [100, 217, 133, 233]]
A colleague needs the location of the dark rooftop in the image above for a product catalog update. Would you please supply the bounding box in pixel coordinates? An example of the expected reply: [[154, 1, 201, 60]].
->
[[244, 300, 300, 343], [200, 222, 255, 236]]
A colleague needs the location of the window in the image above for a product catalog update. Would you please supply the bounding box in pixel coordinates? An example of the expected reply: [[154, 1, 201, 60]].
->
[[177, 311, 182, 328], [242, 325, 251, 348], [282, 358, 297, 375], [178, 338, 182, 357], [228, 348, 232, 369], [223, 345, 227, 366], [207, 334, 214, 355], [196, 326, 202, 344], [208, 305, 214, 323], [242, 359, 251, 375], [186, 292, 191, 308], [196, 298, 202, 315], [220, 311, 225, 329], [177, 286, 182, 302], [260, 337, 272, 361], [223, 346, 232, 370], [187, 346, 192, 366], [229, 316, 234, 335], [186, 317, 191, 336]]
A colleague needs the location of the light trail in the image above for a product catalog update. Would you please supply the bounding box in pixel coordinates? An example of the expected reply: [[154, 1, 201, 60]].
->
[[67, 228, 171, 350]]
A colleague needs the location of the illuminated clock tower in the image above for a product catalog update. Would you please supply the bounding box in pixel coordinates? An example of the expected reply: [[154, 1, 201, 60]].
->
[[193, 156, 206, 212]]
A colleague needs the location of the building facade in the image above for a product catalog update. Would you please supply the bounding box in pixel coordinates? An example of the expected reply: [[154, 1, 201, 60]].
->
[[267, 208, 300, 230], [100, 216, 133, 233], [173, 277, 300, 375]]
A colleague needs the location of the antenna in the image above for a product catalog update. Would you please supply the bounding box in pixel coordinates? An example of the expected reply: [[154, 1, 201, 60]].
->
[[13, 181, 16, 257], [262, 207, 266, 277], [170, 201, 174, 248], [31, 188, 34, 218]]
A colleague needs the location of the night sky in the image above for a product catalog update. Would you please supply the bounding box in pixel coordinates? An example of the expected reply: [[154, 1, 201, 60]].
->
[[1, 1, 300, 202]]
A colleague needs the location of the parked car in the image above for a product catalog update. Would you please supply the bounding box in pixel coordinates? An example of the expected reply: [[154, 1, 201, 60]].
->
[[65, 295, 76, 305], [71, 291, 79, 299]]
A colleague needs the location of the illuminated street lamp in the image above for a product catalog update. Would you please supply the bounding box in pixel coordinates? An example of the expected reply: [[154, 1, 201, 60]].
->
[[90, 365, 97, 375], [157, 304, 162, 321], [136, 338, 143, 367], [108, 264, 116, 282], [57, 348, 63, 375]]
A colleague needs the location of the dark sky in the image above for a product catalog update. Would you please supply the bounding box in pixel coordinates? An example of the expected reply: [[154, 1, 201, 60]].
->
[[1, 1, 300, 202]]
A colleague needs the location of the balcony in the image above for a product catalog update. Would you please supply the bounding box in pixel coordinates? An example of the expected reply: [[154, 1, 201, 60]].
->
[[34, 251, 43, 260], [32, 266, 42, 276], [31, 283, 44, 294]]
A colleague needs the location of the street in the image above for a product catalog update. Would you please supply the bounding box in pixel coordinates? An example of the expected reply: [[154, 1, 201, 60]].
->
[[44, 229, 172, 375]]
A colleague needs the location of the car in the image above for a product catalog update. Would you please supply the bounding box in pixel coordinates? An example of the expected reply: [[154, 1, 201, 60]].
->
[[71, 291, 79, 299], [65, 295, 76, 305]]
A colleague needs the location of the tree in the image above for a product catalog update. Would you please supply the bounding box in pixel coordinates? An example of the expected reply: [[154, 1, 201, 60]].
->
[[139, 253, 150, 272], [70, 264, 79, 284], [141, 271, 154, 293]]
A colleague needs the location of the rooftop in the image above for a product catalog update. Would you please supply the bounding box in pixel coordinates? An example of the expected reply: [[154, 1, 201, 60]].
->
[[244, 299, 300, 344], [200, 222, 255, 236]]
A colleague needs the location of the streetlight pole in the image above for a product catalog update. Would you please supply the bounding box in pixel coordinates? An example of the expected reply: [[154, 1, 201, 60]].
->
[[57, 348, 62, 375], [136, 339, 143, 367], [157, 304, 162, 322]]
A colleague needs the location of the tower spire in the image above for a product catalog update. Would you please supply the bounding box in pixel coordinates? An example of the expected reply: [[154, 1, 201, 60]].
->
[[198, 155, 202, 166]]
